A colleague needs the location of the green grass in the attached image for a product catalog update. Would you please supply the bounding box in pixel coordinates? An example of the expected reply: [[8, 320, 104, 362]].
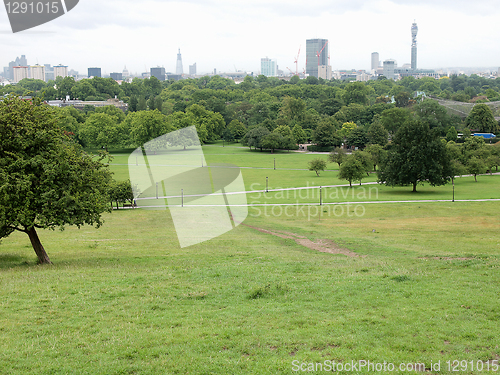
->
[[1, 144, 499, 374]]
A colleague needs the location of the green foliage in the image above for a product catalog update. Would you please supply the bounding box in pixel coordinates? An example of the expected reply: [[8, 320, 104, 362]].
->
[[378, 107, 412, 135], [125, 110, 171, 147], [307, 157, 327, 176], [367, 121, 389, 146], [413, 99, 451, 134], [446, 126, 458, 142], [338, 121, 357, 139], [0, 96, 112, 263], [346, 127, 368, 149], [312, 121, 342, 148], [364, 144, 387, 171], [226, 119, 247, 141], [109, 179, 135, 209], [292, 124, 307, 144], [261, 132, 284, 153], [243, 126, 270, 151], [466, 157, 486, 182], [342, 82, 370, 105], [378, 120, 452, 192], [338, 155, 366, 186], [80, 112, 122, 151], [465, 103, 498, 133], [328, 147, 347, 167]]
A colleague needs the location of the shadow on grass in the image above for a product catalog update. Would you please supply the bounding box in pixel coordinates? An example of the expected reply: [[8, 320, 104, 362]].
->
[[0, 254, 34, 270], [379, 188, 443, 197]]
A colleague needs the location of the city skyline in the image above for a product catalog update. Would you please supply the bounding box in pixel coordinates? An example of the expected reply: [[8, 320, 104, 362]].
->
[[1, 0, 499, 75]]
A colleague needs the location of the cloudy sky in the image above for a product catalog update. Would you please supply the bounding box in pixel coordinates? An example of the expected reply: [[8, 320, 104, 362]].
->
[[1, 0, 499, 76]]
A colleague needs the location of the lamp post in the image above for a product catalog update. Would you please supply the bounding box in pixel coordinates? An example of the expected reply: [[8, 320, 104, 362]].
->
[[452, 178, 455, 202]]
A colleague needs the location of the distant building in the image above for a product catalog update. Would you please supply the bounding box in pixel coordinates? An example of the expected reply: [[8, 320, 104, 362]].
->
[[150, 67, 166, 81], [122, 66, 130, 78], [383, 60, 396, 80], [189, 63, 197, 76], [176, 49, 183, 75], [261, 57, 277, 77], [411, 21, 418, 71], [88, 67, 101, 78], [306, 39, 329, 78], [30, 65, 45, 81], [13, 66, 29, 83], [371, 52, 380, 72], [318, 65, 332, 80], [47, 97, 128, 112], [166, 74, 182, 81], [54, 65, 68, 79], [5, 55, 28, 80], [110, 72, 123, 81]]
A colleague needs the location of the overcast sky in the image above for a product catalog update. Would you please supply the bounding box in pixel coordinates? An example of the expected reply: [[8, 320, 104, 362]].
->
[[1, 0, 500, 76]]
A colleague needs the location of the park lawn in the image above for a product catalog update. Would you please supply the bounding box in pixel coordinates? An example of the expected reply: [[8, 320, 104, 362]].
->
[[104, 145, 500, 205], [1, 200, 500, 374]]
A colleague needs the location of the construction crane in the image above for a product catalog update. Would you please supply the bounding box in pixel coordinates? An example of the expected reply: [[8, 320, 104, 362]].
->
[[316, 41, 328, 69], [293, 46, 301, 76]]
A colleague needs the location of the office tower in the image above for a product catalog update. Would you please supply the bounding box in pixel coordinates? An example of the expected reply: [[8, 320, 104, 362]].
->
[[306, 39, 329, 78], [30, 65, 45, 81], [150, 67, 166, 81], [189, 63, 197, 76], [371, 52, 380, 72], [54, 65, 68, 79], [411, 21, 418, 71], [13, 66, 29, 82], [383, 59, 396, 80], [110, 72, 123, 81], [261, 57, 277, 77], [176, 49, 183, 75], [88, 67, 101, 78]]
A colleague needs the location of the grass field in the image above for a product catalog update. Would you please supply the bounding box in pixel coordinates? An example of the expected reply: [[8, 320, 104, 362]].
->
[[1, 144, 499, 374]]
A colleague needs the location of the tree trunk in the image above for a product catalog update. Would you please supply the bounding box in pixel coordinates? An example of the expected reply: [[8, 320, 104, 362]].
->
[[27, 227, 52, 264], [412, 182, 417, 192]]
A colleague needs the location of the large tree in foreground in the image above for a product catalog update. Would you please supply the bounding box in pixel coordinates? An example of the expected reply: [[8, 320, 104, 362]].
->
[[378, 119, 452, 192], [0, 96, 112, 264]]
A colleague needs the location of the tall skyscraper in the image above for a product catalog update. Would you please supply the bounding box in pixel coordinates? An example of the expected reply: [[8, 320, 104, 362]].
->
[[371, 52, 380, 72], [176, 49, 183, 75], [411, 21, 418, 71], [88, 67, 101, 78], [261, 57, 277, 77], [306, 39, 328, 78], [54, 65, 68, 79]]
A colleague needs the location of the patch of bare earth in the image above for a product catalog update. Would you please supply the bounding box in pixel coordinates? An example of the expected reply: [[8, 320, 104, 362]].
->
[[242, 223, 363, 258], [418, 257, 475, 261]]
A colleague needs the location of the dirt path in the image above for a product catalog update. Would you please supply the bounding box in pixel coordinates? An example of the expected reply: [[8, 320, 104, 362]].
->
[[240, 222, 364, 258]]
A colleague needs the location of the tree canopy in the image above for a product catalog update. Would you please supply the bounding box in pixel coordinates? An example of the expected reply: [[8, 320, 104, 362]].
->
[[378, 119, 452, 192], [0, 96, 113, 264]]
